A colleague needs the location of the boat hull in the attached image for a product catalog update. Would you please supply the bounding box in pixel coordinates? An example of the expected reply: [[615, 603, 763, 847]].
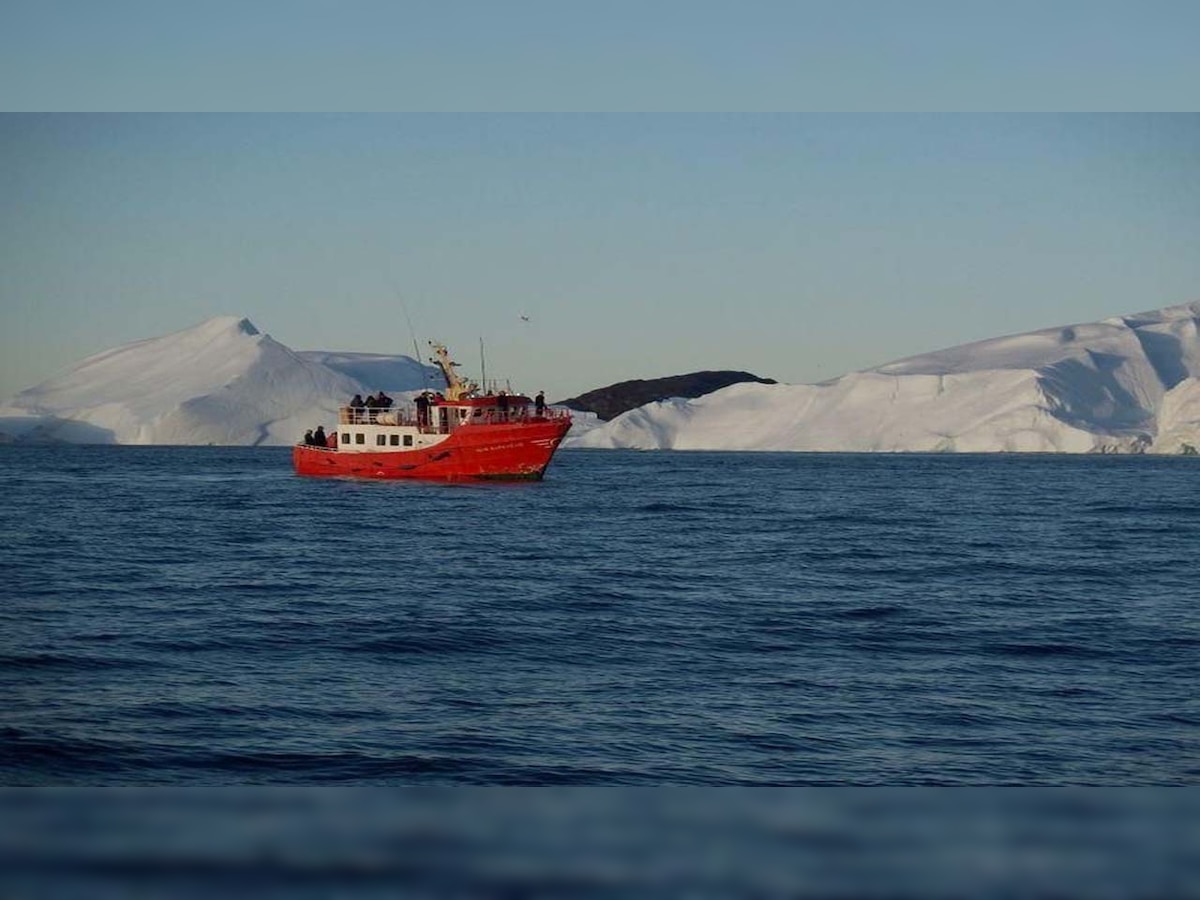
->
[[292, 418, 571, 481]]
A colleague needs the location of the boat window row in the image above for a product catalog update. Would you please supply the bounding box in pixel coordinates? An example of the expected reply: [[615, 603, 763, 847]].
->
[[341, 432, 415, 447]]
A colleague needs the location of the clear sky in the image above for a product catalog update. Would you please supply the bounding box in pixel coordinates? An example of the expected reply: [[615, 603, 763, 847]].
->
[[2, 1, 1199, 111], [2, 113, 1199, 400]]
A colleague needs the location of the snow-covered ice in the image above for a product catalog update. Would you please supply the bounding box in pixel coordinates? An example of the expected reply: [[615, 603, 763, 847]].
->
[[0, 316, 436, 446], [5, 303, 1200, 453], [567, 301, 1200, 455]]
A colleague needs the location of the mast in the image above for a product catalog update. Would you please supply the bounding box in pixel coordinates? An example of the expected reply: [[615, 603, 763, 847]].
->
[[428, 341, 478, 401]]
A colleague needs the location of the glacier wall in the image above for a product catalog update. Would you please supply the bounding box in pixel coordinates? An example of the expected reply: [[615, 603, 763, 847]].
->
[[567, 302, 1200, 455]]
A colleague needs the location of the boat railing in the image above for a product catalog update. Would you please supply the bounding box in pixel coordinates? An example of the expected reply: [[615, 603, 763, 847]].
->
[[465, 407, 572, 425], [339, 407, 416, 426], [337, 405, 571, 427], [339, 407, 415, 426]]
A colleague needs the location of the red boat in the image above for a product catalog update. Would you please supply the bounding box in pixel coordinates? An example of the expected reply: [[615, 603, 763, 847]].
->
[[293, 342, 572, 481]]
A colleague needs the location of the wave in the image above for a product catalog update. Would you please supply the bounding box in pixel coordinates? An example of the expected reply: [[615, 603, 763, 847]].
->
[[0, 652, 162, 672], [349, 628, 511, 656], [984, 642, 1111, 660], [831, 604, 906, 621]]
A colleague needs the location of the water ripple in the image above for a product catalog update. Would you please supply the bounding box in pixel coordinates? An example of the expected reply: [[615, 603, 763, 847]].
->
[[1, 446, 1197, 784]]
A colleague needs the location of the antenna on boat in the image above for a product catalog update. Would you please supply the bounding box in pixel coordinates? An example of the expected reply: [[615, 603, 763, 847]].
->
[[394, 287, 432, 392], [480, 337, 487, 394]]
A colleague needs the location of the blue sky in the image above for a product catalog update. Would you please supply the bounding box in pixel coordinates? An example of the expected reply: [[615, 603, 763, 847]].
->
[[2, 1, 1199, 111], [3, 113, 1198, 399]]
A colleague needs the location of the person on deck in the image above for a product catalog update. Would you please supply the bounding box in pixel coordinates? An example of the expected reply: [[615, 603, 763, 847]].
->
[[313, 425, 327, 447], [303, 429, 314, 446], [535, 391, 546, 416]]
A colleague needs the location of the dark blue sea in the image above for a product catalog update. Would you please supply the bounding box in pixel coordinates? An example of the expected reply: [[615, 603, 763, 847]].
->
[[2, 446, 1198, 786]]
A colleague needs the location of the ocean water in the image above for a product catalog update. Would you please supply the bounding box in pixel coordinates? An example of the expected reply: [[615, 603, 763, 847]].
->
[[2, 446, 1197, 786]]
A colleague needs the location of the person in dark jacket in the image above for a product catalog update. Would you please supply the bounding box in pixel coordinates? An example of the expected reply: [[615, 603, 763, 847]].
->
[[303, 429, 314, 446], [350, 394, 364, 408], [313, 425, 327, 447], [535, 391, 546, 416]]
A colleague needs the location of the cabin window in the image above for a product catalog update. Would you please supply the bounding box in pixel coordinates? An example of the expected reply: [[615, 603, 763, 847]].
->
[[341, 433, 350, 444], [403, 435, 414, 447], [376, 434, 386, 446], [390, 434, 400, 446], [355, 433, 365, 445], [474, 408, 482, 417]]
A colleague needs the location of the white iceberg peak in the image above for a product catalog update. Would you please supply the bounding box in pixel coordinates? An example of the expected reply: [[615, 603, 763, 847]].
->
[[0, 315, 433, 446]]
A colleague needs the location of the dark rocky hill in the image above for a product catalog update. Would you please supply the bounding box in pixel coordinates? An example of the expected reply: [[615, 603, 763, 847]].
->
[[561, 371, 776, 421]]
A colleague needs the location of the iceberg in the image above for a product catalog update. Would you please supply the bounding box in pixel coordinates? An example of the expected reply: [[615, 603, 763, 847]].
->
[[0, 316, 434, 446], [567, 301, 1200, 454], [6, 302, 1200, 453]]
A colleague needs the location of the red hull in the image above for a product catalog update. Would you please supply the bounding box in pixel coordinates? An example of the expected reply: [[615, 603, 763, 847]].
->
[[292, 417, 571, 481]]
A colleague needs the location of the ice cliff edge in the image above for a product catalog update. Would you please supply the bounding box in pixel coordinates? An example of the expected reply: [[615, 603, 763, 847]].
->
[[567, 301, 1200, 454]]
